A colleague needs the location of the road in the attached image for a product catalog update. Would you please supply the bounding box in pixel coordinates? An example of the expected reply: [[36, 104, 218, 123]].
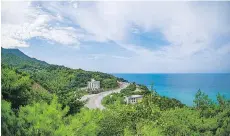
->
[[81, 82, 129, 110]]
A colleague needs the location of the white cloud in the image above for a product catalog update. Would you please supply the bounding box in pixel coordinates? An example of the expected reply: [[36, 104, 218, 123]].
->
[[111, 55, 131, 60], [70, 1, 230, 72], [1, 1, 82, 48], [1, 2, 33, 24], [1, 1, 230, 72], [75, 2, 230, 55]]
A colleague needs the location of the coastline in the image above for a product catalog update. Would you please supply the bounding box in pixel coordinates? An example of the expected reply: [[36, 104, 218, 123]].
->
[[113, 73, 230, 106]]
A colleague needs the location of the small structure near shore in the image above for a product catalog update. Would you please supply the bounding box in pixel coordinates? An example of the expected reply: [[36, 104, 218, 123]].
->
[[87, 79, 100, 92], [125, 95, 143, 104]]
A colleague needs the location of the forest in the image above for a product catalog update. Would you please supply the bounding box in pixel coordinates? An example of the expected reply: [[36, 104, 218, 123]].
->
[[1, 48, 230, 136]]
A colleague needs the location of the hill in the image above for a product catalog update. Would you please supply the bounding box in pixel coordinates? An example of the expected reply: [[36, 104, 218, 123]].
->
[[1, 48, 122, 93], [1, 47, 125, 115], [1, 48, 48, 67]]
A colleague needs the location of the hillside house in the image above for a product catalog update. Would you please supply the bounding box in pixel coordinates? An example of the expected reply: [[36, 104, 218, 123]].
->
[[125, 95, 143, 104], [87, 79, 100, 91]]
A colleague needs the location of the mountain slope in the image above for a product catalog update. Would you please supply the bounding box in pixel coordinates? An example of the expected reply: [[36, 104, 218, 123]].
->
[[2, 48, 48, 67], [1, 48, 122, 93]]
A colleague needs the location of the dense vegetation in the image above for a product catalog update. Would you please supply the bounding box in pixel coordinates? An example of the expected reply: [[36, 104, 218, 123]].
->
[[103, 83, 185, 110], [2, 48, 122, 92], [2, 48, 230, 136], [1, 48, 122, 114], [2, 88, 230, 136]]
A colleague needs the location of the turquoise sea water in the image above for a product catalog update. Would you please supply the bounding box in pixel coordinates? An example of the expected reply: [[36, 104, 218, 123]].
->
[[113, 73, 230, 106]]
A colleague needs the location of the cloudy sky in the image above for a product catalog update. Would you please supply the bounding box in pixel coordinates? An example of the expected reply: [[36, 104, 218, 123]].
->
[[2, 1, 230, 73]]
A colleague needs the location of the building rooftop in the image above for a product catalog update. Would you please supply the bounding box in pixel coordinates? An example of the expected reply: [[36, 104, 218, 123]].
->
[[126, 95, 143, 99]]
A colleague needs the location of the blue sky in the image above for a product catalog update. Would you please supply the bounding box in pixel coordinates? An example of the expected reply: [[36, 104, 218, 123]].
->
[[2, 1, 230, 73]]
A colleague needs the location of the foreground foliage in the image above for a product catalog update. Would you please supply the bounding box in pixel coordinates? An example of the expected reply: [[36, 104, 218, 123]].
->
[[2, 91, 229, 136]]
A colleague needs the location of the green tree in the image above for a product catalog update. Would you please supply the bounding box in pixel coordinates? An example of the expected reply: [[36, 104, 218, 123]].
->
[[2, 66, 33, 108], [120, 83, 136, 95], [216, 93, 229, 109], [70, 108, 103, 136], [57, 89, 84, 115], [194, 89, 214, 110], [99, 105, 136, 136], [1, 100, 17, 136], [101, 78, 118, 89], [16, 97, 72, 136], [136, 121, 163, 136]]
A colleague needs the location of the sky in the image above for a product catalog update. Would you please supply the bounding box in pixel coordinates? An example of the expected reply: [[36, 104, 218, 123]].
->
[[2, 1, 230, 73]]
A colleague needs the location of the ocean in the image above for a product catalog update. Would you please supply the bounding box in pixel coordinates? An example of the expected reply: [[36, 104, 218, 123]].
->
[[113, 73, 230, 106]]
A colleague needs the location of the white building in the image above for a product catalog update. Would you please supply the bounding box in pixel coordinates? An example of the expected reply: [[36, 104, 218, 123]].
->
[[125, 95, 143, 104], [87, 79, 100, 91]]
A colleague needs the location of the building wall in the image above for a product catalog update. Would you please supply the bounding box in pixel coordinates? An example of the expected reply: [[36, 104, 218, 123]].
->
[[126, 97, 143, 104], [87, 81, 100, 91]]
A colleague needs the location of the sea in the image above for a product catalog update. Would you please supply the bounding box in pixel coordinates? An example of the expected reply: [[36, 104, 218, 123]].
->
[[113, 73, 230, 106]]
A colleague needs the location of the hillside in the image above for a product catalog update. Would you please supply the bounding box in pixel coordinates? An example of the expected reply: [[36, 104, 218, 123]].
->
[[1, 48, 48, 67], [1, 48, 122, 93], [1, 47, 125, 116]]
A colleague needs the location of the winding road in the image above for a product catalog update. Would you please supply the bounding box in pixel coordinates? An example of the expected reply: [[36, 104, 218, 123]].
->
[[81, 82, 129, 110]]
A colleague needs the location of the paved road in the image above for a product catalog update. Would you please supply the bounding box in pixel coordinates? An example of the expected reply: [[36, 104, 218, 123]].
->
[[81, 82, 129, 110]]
